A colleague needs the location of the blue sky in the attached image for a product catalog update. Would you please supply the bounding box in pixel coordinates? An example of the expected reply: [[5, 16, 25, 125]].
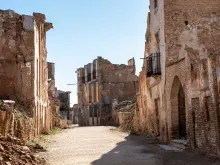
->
[[2, 0, 149, 106]]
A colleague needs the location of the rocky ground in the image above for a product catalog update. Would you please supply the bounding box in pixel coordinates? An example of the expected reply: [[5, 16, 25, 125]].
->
[[37, 126, 220, 165], [0, 135, 46, 165]]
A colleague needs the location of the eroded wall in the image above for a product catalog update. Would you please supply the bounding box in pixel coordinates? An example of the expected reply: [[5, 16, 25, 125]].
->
[[0, 10, 53, 137], [136, 0, 167, 141], [77, 56, 138, 126], [164, 0, 220, 154]]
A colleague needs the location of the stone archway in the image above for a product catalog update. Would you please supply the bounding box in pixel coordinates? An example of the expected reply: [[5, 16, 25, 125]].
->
[[170, 76, 187, 139]]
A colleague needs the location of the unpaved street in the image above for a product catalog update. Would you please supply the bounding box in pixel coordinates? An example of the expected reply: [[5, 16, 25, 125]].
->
[[38, 126, 220, 165]]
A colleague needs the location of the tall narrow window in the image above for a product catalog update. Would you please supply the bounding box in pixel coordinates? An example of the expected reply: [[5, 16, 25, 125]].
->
[[154, 0, 158, 9]]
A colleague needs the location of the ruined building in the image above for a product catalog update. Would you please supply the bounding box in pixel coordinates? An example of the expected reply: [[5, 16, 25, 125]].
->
[[0, 10, 53, 137], [48, 62, 58, 98], [47, 62, 69, 128], [57, 90, 72, 121], [76, 56, 138, 126], [72, 104, 79, 124], [136, 0, 220, 155]]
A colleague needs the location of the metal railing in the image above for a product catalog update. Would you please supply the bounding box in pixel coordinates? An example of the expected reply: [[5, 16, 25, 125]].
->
[[147, 52, 161, 77]]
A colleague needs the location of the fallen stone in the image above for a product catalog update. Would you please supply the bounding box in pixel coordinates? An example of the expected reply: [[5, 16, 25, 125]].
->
[[22, 146, 30, 152], [0, 134, 46, 165]]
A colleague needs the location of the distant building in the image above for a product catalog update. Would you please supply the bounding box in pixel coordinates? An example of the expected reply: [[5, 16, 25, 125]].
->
[[76, 56, 138, 126], [57, 90, 72, 121], [72, 104, 79, 124], [47, 62, 58, 98]]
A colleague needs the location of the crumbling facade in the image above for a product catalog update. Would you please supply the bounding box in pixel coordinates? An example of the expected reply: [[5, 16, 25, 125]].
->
[[76, 56, 138, 126], [47, 62, 69, 129], [136, 0, 220, 155], [57, 90, 72, 121], [48, 62, 58, 98], [0, 10, 53, 137], [72, 104, 79, 124]]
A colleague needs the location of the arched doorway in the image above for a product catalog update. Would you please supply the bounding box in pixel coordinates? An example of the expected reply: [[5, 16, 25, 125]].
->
[[171, 76, 186, 139]]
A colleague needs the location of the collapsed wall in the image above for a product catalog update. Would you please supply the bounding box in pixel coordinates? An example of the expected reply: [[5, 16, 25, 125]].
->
[[0, 101, 35, 140], [49, 99, 70, 129], [112, 100, 138, 133], [77, 56, 139, 126]]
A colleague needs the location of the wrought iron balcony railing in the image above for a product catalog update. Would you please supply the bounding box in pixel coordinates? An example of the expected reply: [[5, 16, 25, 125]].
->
[[147, 52, 161, 77]]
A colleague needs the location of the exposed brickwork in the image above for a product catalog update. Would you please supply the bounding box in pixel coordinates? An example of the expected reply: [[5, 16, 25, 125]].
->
[[0, 10, 53, 138], [77, 57, 138, 126], [136, 0, 220, 156], [57, 90, 72, 121], [164, 0, 220, 155]]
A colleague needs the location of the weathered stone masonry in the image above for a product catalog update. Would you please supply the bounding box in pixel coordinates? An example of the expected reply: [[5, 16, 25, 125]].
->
[[0, 10, 53, 137], [57, 90, 71, 121], [136, 0, 220, 155], [77, 57, 138, 126], [164, 0, 220, 154]]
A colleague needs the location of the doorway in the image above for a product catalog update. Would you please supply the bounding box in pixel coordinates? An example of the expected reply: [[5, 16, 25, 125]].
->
[[178, 85, 186, 138], [171, 76, 187, 139]]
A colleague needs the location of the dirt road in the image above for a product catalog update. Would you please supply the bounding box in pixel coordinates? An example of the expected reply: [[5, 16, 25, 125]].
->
[[38, 126, 220, 165]]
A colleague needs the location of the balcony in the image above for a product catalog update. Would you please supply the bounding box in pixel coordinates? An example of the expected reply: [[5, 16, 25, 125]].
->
[[147, 53, 161, 77]]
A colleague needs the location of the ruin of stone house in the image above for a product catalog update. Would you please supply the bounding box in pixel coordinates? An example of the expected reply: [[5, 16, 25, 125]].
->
[[76, 56, 139, 126], [48, 62, 57, 98], [57, 90, 72, 121], [0, 10, 53, 137], [72, 104, 79, 124], [47, 62, 65, 128], [137, 0, 220, 155]]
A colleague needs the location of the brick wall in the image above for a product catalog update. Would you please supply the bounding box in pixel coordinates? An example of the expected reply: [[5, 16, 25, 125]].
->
[[77, 56, 138, 126], [135, 0, 220, 155], [164, 0, 220, 155]]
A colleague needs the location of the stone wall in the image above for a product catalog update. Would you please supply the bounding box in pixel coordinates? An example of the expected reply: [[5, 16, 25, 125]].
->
[[0, 101, 35, 140], [48, 62, 56, 98], [0, 10, 35, 108], [164, 0, 220, 155], [34, 13, 53, 135], [57, 91, 71, 121], [0, 10, 53, 138], [49, 99, 69, 129], [136, 3, 165, 139], [136, 0, 220, 156], [77, 56, 138, 126]]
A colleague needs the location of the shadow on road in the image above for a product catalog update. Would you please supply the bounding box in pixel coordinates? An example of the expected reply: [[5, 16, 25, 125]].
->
[[91, 131, 220, 165]]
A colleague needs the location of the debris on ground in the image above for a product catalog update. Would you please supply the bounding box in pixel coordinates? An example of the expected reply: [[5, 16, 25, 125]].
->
[[112, 99, 137, 133], [0, 135, 46, 165], [114, 99, 136, 112]]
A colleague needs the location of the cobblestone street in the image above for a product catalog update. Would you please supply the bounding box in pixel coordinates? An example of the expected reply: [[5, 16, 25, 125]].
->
[[38, 126, 220, 165]]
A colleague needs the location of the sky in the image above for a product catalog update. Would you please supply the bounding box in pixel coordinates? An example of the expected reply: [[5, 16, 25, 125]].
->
[[2, 0, 149, 106]]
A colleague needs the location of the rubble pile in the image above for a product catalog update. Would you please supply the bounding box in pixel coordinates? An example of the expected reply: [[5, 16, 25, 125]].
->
[[50, 99, 70, 129], [112, 100, 137, 133], [119, 113, 134, 132], [0, 135, 46, 165], [0, 102, 35, 141], [114, 100, 136, 112]]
